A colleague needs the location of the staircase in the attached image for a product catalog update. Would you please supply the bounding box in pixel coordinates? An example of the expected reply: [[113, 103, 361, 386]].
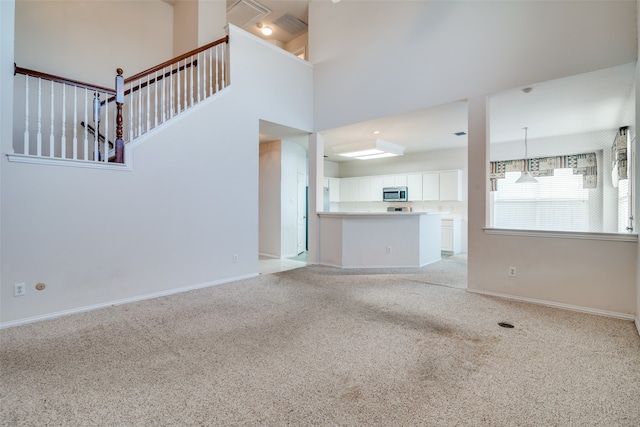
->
[[11, 36, 229, 166]]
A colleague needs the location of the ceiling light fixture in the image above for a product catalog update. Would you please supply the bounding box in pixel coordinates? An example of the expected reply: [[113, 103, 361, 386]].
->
[[515, 127, 538, 183], [257, 22, 272, 36], [332, 139, 405, 160]]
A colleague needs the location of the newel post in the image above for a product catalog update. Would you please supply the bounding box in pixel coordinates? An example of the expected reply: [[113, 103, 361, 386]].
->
[[115, 68, 125, 163]]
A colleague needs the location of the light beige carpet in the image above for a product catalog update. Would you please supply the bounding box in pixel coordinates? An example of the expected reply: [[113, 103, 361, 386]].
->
[[1, 260, 639, 426]]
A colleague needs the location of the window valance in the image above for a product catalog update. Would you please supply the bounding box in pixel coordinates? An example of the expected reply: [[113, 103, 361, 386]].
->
[[490, 152, 597, 191]]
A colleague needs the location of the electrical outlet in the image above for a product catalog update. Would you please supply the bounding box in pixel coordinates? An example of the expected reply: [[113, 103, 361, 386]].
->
[[14, 283, 26, 297], [233, 254, 239, 263], [386, 246, 392, 254], [508, 266, 517, 277]]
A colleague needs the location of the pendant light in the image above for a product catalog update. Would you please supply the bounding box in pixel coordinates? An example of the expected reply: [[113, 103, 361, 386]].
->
[[516, 127, 538, 183]]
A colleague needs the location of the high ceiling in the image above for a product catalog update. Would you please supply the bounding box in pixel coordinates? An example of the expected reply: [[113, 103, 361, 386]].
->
[[261, 62, 636, 162], [226, 0, 309, 45], [238, 1, 635, 162]]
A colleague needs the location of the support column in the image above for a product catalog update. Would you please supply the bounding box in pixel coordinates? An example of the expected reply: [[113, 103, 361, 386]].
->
[[467, 95, 490, 289], [308, 133, 325, 265]]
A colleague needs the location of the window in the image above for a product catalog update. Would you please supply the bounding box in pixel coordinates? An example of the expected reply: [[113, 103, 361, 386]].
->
[[493, 169, 589, 231]]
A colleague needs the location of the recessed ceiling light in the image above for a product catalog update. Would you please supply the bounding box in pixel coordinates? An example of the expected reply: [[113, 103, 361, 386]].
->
[[261, 26, 273, 36], [372, 130, 380, 135]]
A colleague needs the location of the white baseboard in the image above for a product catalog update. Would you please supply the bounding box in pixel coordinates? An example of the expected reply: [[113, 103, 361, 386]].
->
[[0, 272, 258, 329], [635, 317, 640, 337], [466, 289, 636, 321]]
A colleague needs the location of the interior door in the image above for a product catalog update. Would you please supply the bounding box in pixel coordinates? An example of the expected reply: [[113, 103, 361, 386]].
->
[[297, 172, 306, 254]]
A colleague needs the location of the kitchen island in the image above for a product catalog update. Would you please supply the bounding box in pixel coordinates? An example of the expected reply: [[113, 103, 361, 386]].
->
[[317, 211, 446, 268]]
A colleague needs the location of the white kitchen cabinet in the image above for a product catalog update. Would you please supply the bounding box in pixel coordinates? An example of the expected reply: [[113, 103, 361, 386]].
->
[[441, 218, 462, 254], [348, 179, 360, 202], [407, 174, 423, 201], [328, 178, 340, 202], [382, 175, 395, 188], [340, 178, 352, 202], [358, 177, 372, 201], [439, 170, 462, 201], [382, 174, 407, 188], [394, 174, 407, 186], [422, 172, 440, 201], [370, 176, 384, 201]]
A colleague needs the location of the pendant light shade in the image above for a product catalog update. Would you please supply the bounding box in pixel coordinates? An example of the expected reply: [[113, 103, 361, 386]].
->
[[516, 170, 538, 183], [516, 127, 538, 184]]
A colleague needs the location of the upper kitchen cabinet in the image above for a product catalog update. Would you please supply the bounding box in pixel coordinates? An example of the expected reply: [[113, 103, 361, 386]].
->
[[407, 174, 423, 201], [370, 176, 384, 201], [439, 170, 462, 201], [328, 178, 340, 202], [422, 172, 440, 201]]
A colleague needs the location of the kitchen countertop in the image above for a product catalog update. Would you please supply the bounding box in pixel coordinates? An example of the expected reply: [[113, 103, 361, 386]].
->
[[317, 211, 448, 216]]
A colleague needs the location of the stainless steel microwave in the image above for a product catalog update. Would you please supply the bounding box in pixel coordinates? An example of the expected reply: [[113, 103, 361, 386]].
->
[[383, 186, 408, 202]]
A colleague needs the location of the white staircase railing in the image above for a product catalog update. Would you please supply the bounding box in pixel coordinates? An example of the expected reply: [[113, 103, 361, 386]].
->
[[120, 36, 229, 145], [12, 35, 229, 165]]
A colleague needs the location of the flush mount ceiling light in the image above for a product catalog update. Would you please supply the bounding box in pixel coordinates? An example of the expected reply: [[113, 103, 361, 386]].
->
[[332, 139, 405, 160], [257, 22, 272, 35], [515, 127, 538, 184]]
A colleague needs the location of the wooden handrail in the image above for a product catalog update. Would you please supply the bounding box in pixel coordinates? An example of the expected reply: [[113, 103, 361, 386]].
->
[[103, 59, 198, 105], [14, 64, 115, 94], [124, 35, 228, 83]]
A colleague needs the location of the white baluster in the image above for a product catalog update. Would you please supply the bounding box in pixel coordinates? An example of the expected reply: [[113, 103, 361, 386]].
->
[[73, 86, 78, 160], [222, 43, 226, 88], [190, 54, 194, 107], [198, 52, 202, 102], [215, 46, 219, 93], [23, 76, 29, 155], [146, 75, 150, 133], [129, 82, 134, 141], [154, 71, 158, 128], [170, 63, 174, 119], [37, 78, 42, 156], [49, 80, 55, 157], [184, 59, 188, 110], [176, 62, 181, 114], [103, 91, 109, 162], [209, 47, 213, 97], [162, 68, 166, 123], [93, 92, 99, 161], [61, 83, 66, 159], [83, 88, 88, 160], [137, 78, 142, 137]]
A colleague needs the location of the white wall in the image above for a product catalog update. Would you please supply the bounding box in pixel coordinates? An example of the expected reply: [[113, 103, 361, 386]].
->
[[1, 25, 314, 325], [14, 0, 174, 88], [309, 1, 636, 132], [173, 0, 198, 55], [259, 141, 282, 257], [0, 1, 15, 324], [173, 0, 227, 56], [636, 1, 640, 334]]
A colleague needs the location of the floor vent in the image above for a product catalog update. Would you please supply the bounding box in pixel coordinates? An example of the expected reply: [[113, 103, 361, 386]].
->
[[227, 0, 271, 29], [498, 322, 515, 328], [273, 13, 308, 35]]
